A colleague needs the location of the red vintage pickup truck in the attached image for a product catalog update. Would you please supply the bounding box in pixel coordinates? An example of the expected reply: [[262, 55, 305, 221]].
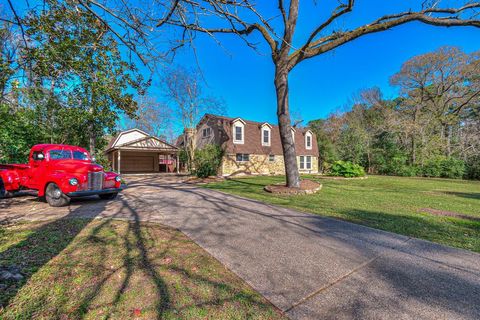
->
[[0, 144, 123, 207]]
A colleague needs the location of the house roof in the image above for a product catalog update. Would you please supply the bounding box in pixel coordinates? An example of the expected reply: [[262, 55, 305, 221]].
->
[[105, 129, 178, 154], [199, 114, 319, 156]]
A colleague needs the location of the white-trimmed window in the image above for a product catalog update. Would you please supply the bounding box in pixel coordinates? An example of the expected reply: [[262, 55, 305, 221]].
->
[[305, 131, 313, 150], [232, 121, 245, 144], [269, 154, 275, 162], [202, 127, 211, 138], [299, 156, 312, 170], [262, 128, 271, 146], [236, 153, 250, 162], [291, 128, 296, 143]]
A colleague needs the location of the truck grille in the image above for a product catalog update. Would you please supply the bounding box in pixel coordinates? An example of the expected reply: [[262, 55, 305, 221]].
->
[[87, 172, 103, 191]]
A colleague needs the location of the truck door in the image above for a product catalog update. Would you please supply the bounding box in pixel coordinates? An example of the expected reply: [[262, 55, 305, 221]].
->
[[25, 150, 45, 190]]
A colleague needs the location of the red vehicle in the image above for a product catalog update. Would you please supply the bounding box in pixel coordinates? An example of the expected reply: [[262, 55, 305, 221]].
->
[[0, 144, 123, 207]]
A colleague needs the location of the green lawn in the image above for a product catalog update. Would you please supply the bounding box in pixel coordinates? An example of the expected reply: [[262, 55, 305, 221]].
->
[[0, 219, 284, 319], [204, 175, 480, 252]]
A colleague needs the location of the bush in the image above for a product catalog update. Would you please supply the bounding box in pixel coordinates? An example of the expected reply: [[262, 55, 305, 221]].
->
[[194, 145, 224, 178], [375, 155, 418, 177], [440, 158, 465, 179], [329, 160, 366, 178], [465, 156, 480, 180], [422, 157, 465, 179]]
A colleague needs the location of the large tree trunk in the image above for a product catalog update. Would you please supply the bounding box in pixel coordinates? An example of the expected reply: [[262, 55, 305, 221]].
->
[[275, 64, 300, 188]]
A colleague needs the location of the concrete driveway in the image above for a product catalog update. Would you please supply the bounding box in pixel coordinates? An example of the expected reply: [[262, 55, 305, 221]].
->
[[1, 174, 479, 319]]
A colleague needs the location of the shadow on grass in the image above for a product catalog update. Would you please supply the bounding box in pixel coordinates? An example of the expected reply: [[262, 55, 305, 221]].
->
[[0, 202, 101, 308], [443, 191, 480, 200], [164, 186, 480, 318], [0, 184, 279, 319]]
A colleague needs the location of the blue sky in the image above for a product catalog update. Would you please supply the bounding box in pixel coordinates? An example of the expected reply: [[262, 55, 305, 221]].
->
[[147, 1, 479, 127], [9, 0, 478, 129]]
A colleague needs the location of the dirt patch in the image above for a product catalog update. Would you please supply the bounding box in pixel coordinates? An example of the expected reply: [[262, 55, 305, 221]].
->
[[183, 176, 225, 184], [420, 208, 480, 222], [264, 179, 322, 195]]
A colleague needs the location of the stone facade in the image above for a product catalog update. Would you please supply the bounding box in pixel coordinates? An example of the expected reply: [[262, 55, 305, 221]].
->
[[220, 154, 318, 176], [181, 114, 320, 177]]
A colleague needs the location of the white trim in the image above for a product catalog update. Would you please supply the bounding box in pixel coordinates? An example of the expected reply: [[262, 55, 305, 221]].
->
[[111, 128, 150, 148], [231, 117, 246, 125], [305, 131, 313, 150], [261, 125, 271, 146], [233, 121, 244, 144], [299, 155, 312, 170]]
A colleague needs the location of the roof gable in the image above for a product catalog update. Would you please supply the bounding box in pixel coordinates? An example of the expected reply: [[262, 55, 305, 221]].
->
[[111, 129, 149, 148], [122, 136, 178, 150]]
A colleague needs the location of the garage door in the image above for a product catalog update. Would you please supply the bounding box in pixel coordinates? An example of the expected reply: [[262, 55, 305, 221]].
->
[[122, 155, 155, 172]]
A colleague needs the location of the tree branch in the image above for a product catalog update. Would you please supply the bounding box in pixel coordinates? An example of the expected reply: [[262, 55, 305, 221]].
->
[[278, 0, 287, 27], [289, 3, 480, 70], [78, 0, 148, 65], [303, 0, 354, 49], [7, 0, 28, 49]]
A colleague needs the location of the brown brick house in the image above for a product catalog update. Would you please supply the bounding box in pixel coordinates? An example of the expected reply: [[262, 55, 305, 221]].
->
[[183, 114, 319, 176]]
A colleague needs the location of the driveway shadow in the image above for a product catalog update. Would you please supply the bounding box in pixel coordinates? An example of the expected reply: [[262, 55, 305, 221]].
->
[[145, 183, 480, 318]]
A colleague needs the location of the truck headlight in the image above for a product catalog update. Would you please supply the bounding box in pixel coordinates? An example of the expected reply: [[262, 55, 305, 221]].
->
[[69, 178, 79, 186], [115, 175, 121, 182]]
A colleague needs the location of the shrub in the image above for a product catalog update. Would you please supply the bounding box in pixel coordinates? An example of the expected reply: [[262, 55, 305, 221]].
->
[[465, 156, 480, 180], [329, 160, 366, 178], [375, 155, 418, 177], [194, 144, 224, 178], [422, 157, 465, 179], [439, 158, 465, 179]]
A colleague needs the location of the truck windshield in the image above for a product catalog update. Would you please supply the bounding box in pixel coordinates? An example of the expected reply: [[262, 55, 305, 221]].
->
[[73, 151, 90, 161], [49, 150, 72, 160]]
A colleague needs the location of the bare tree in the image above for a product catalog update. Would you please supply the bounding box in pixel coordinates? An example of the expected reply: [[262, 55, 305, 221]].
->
[[391, 47, 480, 163], [123, 96, 175, 141], [143, 0, 480, 187], [162, 66, 224, 169]]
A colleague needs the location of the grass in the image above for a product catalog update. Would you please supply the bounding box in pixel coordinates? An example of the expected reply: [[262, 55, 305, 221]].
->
[[0, 218, 285, 319], [204, 175, 480, 252]]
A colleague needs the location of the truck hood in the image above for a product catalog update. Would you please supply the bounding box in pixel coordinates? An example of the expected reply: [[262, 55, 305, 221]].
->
[[50, 160, 104, 174]]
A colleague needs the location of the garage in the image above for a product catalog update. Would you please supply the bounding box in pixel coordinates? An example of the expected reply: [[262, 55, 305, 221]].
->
[[105, 129, 180, 174], [122, 154, 155, 173]]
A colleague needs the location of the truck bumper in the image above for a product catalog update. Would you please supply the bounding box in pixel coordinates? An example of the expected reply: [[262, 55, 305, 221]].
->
[[66, 187, 124, 198]]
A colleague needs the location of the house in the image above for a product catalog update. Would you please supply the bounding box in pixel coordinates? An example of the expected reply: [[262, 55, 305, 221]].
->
[[183, 114, 319, 176], [105, 129, 180, 174]]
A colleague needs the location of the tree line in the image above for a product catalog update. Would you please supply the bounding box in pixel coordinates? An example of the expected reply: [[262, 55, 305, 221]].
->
[[0, 1, 146, 165], [309, 47, 480, 180]]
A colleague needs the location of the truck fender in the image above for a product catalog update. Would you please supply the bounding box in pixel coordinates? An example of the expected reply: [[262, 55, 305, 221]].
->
[[0, 170, 21, 196], [39, 173, 67, 197]]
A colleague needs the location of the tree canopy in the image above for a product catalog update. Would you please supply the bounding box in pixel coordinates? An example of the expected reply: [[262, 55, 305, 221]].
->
[[309, 47, 480, 179]]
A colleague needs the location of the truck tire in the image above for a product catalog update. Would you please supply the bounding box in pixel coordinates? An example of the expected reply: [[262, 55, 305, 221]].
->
[[0, 177, 6, 198], [45, 183, 70, 207], [99, 193, 118, 200]]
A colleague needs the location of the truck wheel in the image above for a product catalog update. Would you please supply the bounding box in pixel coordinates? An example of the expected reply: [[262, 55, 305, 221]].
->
[[99, 193, 118, 200], [0, 178, 12, 198], [45, 183, 70, 207]]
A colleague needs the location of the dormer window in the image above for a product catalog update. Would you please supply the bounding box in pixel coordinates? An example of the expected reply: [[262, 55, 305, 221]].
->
[[232, 118, 245, 144], [261, 123, 272, 146], [291, 127, 296, 143], [305, 131, 313, 150]]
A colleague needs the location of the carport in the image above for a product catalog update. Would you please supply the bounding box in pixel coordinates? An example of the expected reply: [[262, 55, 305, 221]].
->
[[105, 129, 179, 174]]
